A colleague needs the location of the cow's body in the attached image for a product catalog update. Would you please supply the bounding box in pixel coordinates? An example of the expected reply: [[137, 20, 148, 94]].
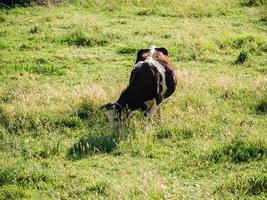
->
[[102, 47, 177, 130]]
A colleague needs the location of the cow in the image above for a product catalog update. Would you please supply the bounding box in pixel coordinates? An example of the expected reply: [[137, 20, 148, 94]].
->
[[101, 46, 177, 131]]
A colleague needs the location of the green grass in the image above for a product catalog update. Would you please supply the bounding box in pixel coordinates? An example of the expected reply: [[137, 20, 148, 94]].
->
[[209, 139, 266, 163], [0, 0, 267, 199]]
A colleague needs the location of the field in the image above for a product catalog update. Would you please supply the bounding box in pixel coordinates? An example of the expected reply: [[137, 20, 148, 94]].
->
[[0, 0, 267, 199]]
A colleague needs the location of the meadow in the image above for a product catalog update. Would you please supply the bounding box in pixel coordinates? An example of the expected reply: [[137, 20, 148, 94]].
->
[[0, 0, 266, 199]]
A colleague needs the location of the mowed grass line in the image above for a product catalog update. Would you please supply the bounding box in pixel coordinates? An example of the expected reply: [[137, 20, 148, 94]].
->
[[0, 0, 267, 199]]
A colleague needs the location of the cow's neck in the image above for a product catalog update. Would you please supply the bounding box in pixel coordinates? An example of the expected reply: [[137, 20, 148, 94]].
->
[[116, 87, 132, 110]]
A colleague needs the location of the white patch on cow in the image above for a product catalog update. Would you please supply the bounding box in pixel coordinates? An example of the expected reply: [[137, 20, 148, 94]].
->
[[106, 108, 120, 130], [134, 61, 144, 69], [147, 57, 167, 99]]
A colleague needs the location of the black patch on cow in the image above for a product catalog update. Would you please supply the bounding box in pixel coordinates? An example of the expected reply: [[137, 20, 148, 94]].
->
[[159, 84, 163, 96]]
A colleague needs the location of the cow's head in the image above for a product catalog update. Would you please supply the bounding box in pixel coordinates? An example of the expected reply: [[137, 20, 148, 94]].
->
[[101, 103, 122, 130]]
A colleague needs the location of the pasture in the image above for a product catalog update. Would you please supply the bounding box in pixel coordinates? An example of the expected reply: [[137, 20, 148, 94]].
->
[[0, 0, 266, 199]]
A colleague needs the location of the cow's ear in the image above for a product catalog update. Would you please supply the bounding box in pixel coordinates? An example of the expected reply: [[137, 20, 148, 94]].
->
[[156, 47, 168, 56], [101, 103, 112, 109], [135, 48, 150, 63]]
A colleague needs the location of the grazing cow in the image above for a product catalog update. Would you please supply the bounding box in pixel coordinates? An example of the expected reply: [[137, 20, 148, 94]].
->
[[102, 46, 177, 130]]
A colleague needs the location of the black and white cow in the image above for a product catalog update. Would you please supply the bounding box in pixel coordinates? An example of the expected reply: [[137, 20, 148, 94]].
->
[[102, 46, 177, 130]]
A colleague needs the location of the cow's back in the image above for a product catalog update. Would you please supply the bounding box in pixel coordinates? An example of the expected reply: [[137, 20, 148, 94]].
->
[[128, 62, 159, 105]]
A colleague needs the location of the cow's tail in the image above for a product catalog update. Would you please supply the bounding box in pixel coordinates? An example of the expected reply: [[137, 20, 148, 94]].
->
[[149, 45, 156, 57], [156, 71, 163, 105]]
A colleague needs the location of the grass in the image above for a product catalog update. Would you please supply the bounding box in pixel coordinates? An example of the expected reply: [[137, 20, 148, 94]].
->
[[216, 173, 267, 196], [235, 49, 248, 64], [0, 0, 267, 199], [61, 31, 109, 47], [209, 139, 266, 163]]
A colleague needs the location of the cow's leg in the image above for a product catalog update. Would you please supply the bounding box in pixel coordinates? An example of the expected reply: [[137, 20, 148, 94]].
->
[[144, 99, 159, 118], [156, 106, 161, 118], [120, 110, 133, 139], [122, 110, 132, 125], [144, 101, 159, 130]]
